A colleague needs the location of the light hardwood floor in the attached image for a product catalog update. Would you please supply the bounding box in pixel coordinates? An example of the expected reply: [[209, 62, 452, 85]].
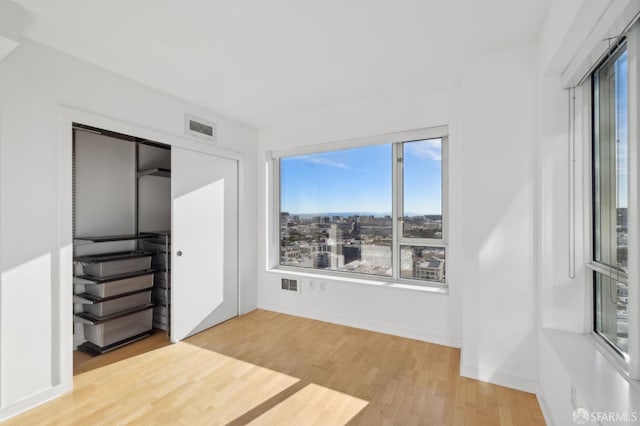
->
[[7, 310, 545, 425], [73, 329, 170, 375]]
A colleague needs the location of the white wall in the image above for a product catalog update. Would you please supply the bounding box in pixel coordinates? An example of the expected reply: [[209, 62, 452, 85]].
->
[[0, 39, 258, 419], [537, 74, 589, 333], [536, 2, 595, 423], [458, 44, 539, 392], [74, 131, 137, 237], [138, 143, 172, 234], [258, 44, 541, 392]]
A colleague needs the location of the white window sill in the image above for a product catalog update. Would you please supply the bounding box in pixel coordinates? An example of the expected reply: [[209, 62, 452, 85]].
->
[[266, 267, 449, 295], [543, 328, 640, 415]]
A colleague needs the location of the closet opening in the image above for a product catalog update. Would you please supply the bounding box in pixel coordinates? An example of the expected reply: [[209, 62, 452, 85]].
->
[[72, 123, 172, 374]]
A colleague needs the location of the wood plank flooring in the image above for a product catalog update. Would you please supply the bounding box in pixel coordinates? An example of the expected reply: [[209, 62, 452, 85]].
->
[[73, 329, 170, 375], [7, 309, 545, 425]]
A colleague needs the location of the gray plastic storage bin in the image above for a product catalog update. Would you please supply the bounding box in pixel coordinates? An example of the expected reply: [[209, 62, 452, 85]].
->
[[83, 272, 154, 298], [83, 307, 153, 347], [84, 290, 151, 317], [151, 288, 169, 305], [154, 305, 169, 317], [142, 240, 170, 253], [154, 272, 169, 289], [151, 255, 170, 271], [152, 317, 168, 331], [77, 251, 152, 277]]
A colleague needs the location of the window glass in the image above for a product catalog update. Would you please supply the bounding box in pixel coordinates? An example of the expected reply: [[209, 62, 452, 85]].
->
[[400, 246, 445, 283], [278, 132, 447, 285], [402, 139, 443, 239], [280, 144, 393, 277], [593, 45, 628, 357], [593, 48, 628, 272], [594, 272, 629, 356]]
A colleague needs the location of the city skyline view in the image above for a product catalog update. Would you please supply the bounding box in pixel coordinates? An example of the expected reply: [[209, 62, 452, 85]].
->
[[279, 139, 445, 283]]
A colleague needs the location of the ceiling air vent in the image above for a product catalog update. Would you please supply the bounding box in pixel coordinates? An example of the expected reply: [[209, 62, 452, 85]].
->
[[185, 114, 216, 143]]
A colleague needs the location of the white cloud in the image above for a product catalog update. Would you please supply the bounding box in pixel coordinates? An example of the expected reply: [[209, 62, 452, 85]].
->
[[301, 155, 349, 169], [405, 139, 441, 161]]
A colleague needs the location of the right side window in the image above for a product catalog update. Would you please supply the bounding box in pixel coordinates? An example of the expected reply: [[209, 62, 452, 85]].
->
[[398, 139, 446, 283], [592, 44, 629, 357]]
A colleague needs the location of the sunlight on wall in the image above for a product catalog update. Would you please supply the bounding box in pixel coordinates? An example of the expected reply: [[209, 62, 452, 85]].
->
[[173, 179, 226, 339], [473, 181, 536, 379]]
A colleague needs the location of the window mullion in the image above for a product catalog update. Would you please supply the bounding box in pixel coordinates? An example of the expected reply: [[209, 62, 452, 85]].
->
[[272, 158, 281, 268], [392, 143, 402, 281], [442, 136, 449, 243]]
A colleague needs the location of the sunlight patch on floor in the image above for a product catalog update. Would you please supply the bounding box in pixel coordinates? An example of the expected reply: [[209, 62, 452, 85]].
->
[[6, 343, 299, 426], [248, 383, 369, 426]]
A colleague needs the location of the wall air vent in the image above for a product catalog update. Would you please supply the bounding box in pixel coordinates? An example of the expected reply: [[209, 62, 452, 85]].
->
[[281, 278, 299, 292], [185, 114, 216, 143]]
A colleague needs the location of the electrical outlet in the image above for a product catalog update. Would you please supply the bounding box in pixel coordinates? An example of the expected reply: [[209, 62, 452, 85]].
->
[[320, 281, 326, 292], [309, 279, 315, 290]]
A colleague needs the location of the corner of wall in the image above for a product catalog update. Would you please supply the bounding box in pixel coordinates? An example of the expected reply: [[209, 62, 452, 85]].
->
[[459, 364, 539, 394], [535, 381, 558, 426]]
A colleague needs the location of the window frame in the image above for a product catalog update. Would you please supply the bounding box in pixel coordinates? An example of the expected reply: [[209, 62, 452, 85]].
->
[[393, 138, 449, 286], [584, 30, 640, 381], [269, 126, 449, 289], [589, 41, 630, 360], [581, 66, 638, 381]]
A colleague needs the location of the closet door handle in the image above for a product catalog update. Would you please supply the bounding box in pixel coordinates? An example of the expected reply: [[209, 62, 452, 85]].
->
[[176, 251, 183, 257]]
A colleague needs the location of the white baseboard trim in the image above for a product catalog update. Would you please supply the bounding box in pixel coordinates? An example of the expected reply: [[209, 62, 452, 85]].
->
[[240, 304, 258, 315], [535, 384, 556, 426], [459, 364, 538, 394], [0, 385, 62, 422], [258, 302, 462, 348]]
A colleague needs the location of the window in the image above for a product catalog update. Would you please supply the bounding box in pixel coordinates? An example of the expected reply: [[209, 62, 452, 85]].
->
[[276, 130, 447, 286], [592, 43, 629, 357]]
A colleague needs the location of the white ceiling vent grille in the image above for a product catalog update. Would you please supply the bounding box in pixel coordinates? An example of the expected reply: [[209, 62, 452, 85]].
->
[[185, 114, 216, 143]]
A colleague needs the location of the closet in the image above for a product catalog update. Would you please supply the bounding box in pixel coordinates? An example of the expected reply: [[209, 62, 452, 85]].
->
[[71, 122, 240, 364], [72, 125, 172, 355]]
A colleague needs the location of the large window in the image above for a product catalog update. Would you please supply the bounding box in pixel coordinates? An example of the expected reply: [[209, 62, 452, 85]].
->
[[277, 131, 447, 286], [592, 43, 629, 357]]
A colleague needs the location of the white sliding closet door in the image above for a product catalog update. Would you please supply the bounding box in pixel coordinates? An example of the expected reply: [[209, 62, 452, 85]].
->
[[171, 147, 238, 342]]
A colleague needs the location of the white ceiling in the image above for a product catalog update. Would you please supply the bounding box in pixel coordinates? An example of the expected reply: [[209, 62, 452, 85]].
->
[[11, 0, 550, 127]]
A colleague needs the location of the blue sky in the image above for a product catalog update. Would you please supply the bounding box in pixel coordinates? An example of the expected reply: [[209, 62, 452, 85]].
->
[[616, 50, 628, 209], [280, 140, 442, 215]]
